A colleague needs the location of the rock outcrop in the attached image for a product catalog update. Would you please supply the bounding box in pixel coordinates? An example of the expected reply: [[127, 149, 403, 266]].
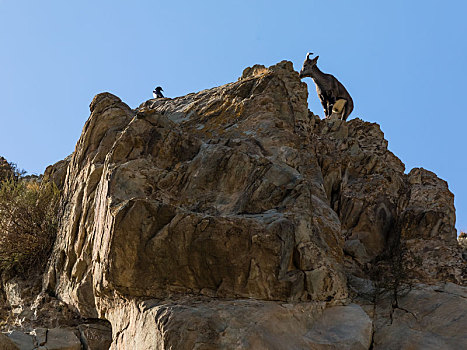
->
[[43, 155, 71, 190], [372, 283, 467, 349], [1, 61, 465, 349], [458, 231, 467, 260]]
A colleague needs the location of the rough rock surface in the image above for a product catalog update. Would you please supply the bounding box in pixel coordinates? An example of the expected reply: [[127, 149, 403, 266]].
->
[[372, 283, 467, 349], [0, 275, 110, 350], [44, 61, 349, 322], [43, 156, 71, 190], [108, 299, 372, 350], [3, 327, 82, 350], [1, 60, 466, 349], [458, 231, 467, 260], [1, 274, 83, 331]]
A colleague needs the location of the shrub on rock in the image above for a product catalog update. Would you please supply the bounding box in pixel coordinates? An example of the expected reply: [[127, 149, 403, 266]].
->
[[0, 178, 60, 275]]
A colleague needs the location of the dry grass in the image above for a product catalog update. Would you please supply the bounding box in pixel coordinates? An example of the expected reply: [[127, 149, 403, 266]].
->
[[0, 179, 60, 275]]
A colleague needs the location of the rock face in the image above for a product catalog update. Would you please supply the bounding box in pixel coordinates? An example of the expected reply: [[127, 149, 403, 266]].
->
[[457, 231, 467, 260], [43, 156, 71, 190], [44, 61, 350, 322], [108, 299, 372, 350], [1, 60, 465, 349], [372, 283, 467, 349], [312, 118, 464, 285], [3, 327, 82, 350]]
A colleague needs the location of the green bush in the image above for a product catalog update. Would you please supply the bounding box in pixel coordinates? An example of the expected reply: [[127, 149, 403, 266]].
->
[[0, 158, 24, 182], [0, 179, 60, 275]]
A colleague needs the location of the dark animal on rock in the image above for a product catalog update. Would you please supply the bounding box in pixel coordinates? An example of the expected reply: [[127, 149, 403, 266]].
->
[[153, 86, 164, 98], [299, 53, 353, 121]]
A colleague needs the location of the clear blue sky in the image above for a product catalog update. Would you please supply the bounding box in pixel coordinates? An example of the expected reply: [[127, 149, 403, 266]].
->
[[1, 1, 466, 233]]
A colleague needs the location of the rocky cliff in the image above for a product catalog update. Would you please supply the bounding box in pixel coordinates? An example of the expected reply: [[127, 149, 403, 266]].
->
[[1, 61, 466, 349]]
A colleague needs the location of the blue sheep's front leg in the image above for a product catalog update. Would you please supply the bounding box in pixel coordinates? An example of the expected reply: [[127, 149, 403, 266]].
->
[[319, 94, 329, 117]]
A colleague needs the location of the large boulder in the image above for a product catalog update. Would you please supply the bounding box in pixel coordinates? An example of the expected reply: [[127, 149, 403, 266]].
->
[[44, 61, 348, 321], [37, 60, 466, 348]]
